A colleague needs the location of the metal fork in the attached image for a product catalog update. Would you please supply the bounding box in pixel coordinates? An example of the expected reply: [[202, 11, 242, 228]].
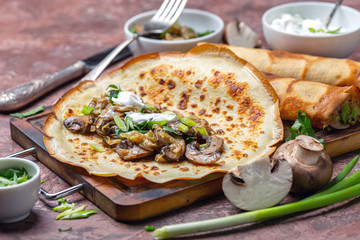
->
[[83, 0, 187, 81]]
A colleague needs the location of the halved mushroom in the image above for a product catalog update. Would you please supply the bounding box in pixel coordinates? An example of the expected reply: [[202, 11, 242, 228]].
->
[[185, 135, 224, 164], [116, 139, 153, 161], [272, 135, 333, 194], [224, 19, 262, 48], [63, 115, 91, 134], [222, 156, 293, 211]]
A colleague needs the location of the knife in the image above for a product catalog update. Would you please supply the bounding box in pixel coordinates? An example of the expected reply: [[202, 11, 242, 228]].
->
[[0, 46, 133, 112]]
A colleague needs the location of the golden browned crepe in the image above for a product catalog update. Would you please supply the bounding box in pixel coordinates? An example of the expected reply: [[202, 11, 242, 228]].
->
[[264, 72, 360, 129], [214, 44, 360, 86], [43, 44, 283, 183]]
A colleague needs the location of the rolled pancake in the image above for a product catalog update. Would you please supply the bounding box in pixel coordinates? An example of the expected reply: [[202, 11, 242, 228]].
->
[[214, 44, 360, 86], [264, 72, 360, 129], [44, 44, 283, 183]]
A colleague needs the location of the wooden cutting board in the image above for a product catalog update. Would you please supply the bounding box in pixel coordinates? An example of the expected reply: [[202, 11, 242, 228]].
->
[[9, 107, 360, 222]]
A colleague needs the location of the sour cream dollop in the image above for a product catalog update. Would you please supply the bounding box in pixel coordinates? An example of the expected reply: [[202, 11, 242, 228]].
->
[[112, 91, 145, 108], [270, 13, 344, 35], [125, 112, 178, 124]]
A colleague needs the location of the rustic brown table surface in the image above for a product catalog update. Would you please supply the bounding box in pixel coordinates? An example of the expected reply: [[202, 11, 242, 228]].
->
[[1, 0, 360, 239]]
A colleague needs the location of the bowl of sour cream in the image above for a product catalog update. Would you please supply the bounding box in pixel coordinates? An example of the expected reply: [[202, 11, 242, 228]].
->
[[262, 2, 360, 58]]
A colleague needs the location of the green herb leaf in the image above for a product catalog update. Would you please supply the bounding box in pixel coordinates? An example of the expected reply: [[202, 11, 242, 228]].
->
[[199, 143, 207, 148], [107, 85, 122, 104], [81, 106, 93, 115], [10, 105, 45, 119], [286, 111, 324, 147]]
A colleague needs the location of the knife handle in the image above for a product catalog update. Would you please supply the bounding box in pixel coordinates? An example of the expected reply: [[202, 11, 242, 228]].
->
[[0, 61, 86, 112]]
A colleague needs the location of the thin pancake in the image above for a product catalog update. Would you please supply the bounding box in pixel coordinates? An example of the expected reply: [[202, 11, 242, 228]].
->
[[264, 73, 360, 129], [44, 44, 283, 183], [210, 44, 360, 86]]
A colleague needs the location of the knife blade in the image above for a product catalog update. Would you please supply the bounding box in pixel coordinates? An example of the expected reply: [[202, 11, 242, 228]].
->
[[0, 46, 133, 112]]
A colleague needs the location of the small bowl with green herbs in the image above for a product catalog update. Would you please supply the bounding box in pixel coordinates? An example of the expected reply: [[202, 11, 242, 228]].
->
[[0, 157, 40, 223], [124, 9, 224, 53], [262, 2, 360, 58]]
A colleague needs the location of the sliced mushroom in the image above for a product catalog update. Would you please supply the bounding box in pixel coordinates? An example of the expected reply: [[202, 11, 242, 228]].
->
[[116, 139, 153, 160], [185, 135, 224, 164], [154, 126, 186, 162], [63, 115, 91, 134], [224, 19, 262, 48], [222, 156, 293, 211], [272, 135, 333, 194]]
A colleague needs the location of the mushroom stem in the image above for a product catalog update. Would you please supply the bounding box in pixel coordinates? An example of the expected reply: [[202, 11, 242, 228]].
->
[[292, 138, 323, 166]]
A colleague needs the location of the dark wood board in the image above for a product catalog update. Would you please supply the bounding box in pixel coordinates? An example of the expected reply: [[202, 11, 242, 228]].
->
[[9, 107, 360, 222]]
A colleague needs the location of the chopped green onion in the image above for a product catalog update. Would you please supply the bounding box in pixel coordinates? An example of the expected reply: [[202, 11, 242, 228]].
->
[[145, 226, 155, 231], [59, 210, 98, 220], [113, 114, 128, 132], [199, 143, 207, 148], [148, 120, 168, 128], [58, 227, 72, 232], [125, 116, 135, 130], [341, 102, 351, 124], [152, 167, 360, 239], [81, 106, 93, 115], [195, 127, 208, 136], [10, 105, 45, 119], [145, 104, 157, 112], [177, 123, 189, 133], [308, 27, 316, 33], [0, 167, 31, 187], [89, 143, 105, 152], [197, 30, 214, 37], [178, 117, 197, 127], [351, 106, 359, 125], [163, 126, 182, 135], [327, 27, 341, 34]]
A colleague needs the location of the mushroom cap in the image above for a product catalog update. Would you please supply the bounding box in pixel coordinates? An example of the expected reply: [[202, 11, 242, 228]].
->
[[222, 156, 292, 211], [224, 19, 262, 48], [273, 135, 333, 194]]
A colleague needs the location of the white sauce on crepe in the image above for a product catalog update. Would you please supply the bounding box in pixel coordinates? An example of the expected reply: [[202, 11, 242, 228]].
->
[[125, 112, 178, 124], [112, 91, 145, 107]]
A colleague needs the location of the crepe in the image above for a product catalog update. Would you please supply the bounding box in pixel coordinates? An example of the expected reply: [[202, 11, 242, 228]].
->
[[264, 72, 360, 129], [44, 44, 283, 183], [214, 44, 360, 86]]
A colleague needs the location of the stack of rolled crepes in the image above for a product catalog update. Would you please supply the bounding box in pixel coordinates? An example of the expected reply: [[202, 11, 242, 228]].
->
[[211, 44, 360, 129]]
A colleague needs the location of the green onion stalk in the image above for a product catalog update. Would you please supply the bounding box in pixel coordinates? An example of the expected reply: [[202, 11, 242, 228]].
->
[[152, 156, 360, 239]]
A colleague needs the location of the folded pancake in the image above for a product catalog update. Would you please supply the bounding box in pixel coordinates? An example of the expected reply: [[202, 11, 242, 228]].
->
[[212, 44, 360, 87], [264, 72, 360, 129], [43, 44, 283, 183]]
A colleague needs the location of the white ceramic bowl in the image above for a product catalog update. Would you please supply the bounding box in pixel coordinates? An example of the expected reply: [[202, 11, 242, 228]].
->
[[124, 8, 224, 53], [262, 2, 360, 58], [0, 158, 40, 223]]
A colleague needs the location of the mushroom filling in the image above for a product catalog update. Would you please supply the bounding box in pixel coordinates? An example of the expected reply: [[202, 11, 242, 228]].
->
[[63, 85, 224, 164], [328, 99, 359, 130]]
